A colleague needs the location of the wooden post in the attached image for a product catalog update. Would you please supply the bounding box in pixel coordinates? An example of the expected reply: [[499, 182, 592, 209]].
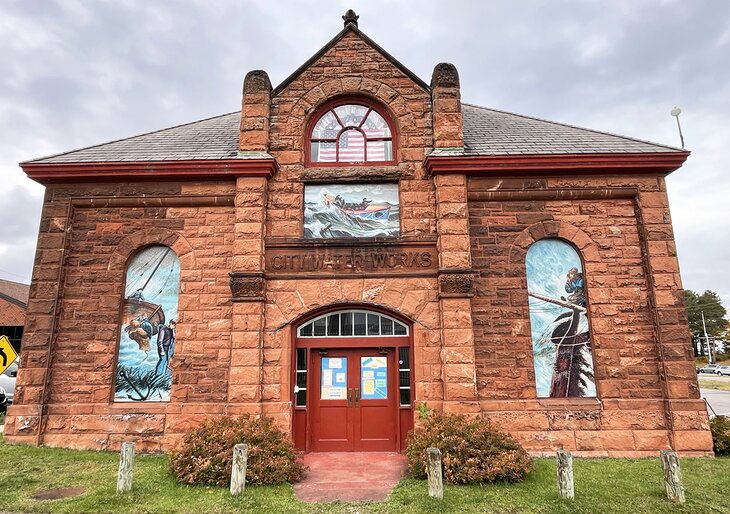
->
[[660, 450, 685, 503], [116, 442, 135, 494], [426, 447, 443, 500], [230, 444, 248, 496], [556, 449, 574, 499]]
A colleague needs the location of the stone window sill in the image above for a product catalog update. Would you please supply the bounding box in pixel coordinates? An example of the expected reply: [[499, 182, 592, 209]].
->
[[536, 397, 602, 411]]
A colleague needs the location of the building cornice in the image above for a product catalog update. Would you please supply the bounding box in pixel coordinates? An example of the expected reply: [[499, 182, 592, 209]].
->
[[425, 152, 690, 176], [21, 158, 278, 184]]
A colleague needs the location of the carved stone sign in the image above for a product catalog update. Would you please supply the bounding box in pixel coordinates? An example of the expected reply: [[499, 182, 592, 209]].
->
[[265, 240, 438, 277]]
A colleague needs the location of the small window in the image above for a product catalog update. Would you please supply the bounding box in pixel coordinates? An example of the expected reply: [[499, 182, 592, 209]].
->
[[308, 101, 394, 164], [398, 347, 412, 406], [295, 348, 308, 407]]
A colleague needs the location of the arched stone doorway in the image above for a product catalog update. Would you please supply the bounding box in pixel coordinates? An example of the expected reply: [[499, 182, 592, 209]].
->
[[291, 307, 414, 452]]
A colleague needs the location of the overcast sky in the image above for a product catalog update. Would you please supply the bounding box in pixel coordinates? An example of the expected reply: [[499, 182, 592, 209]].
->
[[1, 0, 728, 308]]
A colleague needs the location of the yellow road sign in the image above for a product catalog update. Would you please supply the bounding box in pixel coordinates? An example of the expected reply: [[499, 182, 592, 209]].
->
[[0, 335, 18, 375]]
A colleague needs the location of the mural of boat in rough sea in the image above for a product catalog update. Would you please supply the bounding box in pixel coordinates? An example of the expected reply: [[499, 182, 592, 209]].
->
[[304, 183, 400, 238], [336, 203, 391, 221], [115, 245, 180, 402], [123, 298, 165, 352], [323, 192, 391, 222]]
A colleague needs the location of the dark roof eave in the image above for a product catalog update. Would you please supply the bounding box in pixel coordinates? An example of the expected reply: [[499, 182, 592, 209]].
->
[[425, 151, 691, 176], [272, 23, 430, 97], [0, 292, 27, 309], [21, 158, 279, 185]]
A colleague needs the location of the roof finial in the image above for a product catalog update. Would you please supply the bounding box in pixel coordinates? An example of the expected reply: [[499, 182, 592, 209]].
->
[[343, 9, 359, 28]]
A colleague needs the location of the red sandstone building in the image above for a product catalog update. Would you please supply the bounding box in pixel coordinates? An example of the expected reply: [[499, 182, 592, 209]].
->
[[5, 12, 712, 456]]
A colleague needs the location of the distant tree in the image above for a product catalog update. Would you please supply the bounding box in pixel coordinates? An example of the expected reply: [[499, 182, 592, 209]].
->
[[685, 290, 728, 358]]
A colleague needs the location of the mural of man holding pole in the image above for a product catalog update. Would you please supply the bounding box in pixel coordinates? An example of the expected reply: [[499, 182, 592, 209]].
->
[[526, 239, 597, 398]]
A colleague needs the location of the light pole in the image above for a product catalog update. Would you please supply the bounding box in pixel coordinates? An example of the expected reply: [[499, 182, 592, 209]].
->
[[670, 107, 685, 149], [701, 311, 712, 364]]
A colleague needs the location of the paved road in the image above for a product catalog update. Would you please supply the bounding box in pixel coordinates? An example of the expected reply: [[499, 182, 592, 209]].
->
[[697, 373, 730, 381], [700, 388, 730, 417]]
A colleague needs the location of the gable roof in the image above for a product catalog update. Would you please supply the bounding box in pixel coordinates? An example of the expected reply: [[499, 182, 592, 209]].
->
[[461, 104, 683, 155], [272, 22, 430, 96], [0, 278, 30, 308], [0, 297, 26, 326], [24, 112, 241, 165], [22, 102, 683, 166]]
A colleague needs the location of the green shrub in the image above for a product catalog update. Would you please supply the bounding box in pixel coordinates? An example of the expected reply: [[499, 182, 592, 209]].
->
[[406, 411, 533, 484], [710, 415, 730, 455], [169, 415, 305, 486]]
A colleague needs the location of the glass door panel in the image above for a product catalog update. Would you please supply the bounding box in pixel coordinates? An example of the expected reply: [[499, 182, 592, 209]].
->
[[360, 356, 388, 400]]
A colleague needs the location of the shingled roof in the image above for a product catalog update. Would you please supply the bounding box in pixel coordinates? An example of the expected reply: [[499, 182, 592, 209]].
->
[[0, 279, 29, 306], [25, 112, 241, 164], [24, 103, 681, 165], [0, 279, 30, 326], [461, 104, 682, 155]]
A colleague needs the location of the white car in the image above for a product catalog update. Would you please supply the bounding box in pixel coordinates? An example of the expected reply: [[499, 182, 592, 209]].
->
[[715, 365, 730, 377], [0, 358, 18, 409]]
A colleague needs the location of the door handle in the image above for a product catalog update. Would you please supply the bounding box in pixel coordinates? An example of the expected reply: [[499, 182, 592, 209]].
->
[[354, 387, 360, 406], [347, 388, 353, 407]]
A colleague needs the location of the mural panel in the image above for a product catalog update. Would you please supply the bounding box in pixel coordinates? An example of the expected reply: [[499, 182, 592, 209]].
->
[[115, 245, 180, 402], [526, 239, 597, 398], [304, 183, 399, 238]]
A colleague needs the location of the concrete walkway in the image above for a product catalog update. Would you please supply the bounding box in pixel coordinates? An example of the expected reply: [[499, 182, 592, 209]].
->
[[701, 387, 730, 417], [294, 452, 408, 502]]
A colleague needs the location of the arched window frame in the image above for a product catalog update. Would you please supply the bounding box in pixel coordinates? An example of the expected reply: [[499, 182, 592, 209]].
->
[[524, 237, 598, 399], [297, 309, 409, 338], [305, 97, 396, 166]]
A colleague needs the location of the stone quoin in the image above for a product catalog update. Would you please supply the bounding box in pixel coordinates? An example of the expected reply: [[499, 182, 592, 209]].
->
[[4, 10, 712, 457]]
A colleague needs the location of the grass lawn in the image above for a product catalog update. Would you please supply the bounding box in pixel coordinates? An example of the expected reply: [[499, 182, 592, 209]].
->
[[0, 435, 729, 513], [698, 377, 730, 391], [696, 356, 730, 366]]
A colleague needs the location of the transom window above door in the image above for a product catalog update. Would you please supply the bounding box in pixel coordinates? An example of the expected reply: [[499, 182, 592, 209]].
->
[[297, 309, 408, 337], [308, 101, 394, 164]]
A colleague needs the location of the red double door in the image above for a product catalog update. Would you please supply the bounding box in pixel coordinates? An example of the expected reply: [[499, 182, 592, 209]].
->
[[310, 348, 397, 452]]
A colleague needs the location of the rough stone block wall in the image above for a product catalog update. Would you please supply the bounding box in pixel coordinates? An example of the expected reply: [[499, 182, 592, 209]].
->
[[5, 181, 239, 451], [263, 276, 441, 418], [467, 175, 712, 456], [267, 31, 435, 239]]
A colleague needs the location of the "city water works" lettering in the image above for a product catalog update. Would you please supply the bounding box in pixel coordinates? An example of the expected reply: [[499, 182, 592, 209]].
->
[[267, 249, 434, 274]]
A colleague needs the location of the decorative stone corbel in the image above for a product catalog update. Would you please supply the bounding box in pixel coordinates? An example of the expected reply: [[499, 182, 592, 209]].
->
[[438, 269, 474, 298], [229, 272, 266, 302]]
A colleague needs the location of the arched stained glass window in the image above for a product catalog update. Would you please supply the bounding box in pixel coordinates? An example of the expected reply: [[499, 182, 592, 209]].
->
[[115, 245, 180, 402], [309, 101, 394, 164], [297, 309, 408, 337], [526, 239, 597, 398]]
